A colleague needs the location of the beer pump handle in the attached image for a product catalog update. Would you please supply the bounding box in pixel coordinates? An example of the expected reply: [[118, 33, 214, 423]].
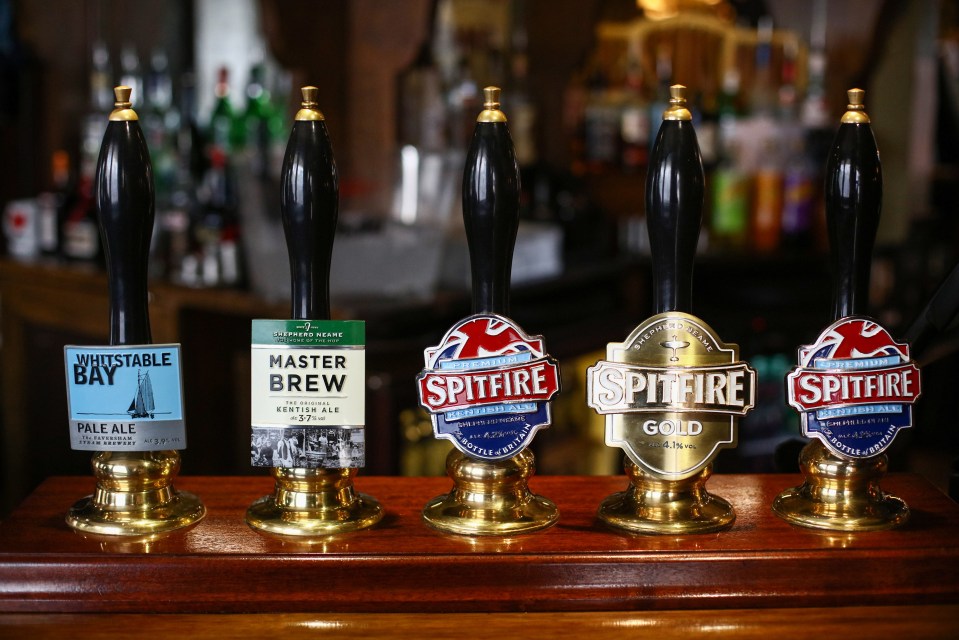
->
[[825, 88, 882, 321], [281, 86, 338, 322], [95, 86, 154, 347], [645, 85, 705, 315], [463, 86, 520, 317]]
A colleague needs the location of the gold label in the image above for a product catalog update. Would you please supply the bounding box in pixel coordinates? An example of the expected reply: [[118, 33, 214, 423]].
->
[[587, 312, 756, 479]]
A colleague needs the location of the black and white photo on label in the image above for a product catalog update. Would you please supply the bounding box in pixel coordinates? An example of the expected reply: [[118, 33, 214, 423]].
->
[[251, 426, 364, 468]]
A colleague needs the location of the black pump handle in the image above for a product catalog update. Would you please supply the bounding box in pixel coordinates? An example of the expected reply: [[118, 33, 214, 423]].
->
[[825, 88, 882, 320], [280, 87, 339, 322], [645, 85, 704, 315], [463, 86, 520, 316], [96, 86, 155, 346]]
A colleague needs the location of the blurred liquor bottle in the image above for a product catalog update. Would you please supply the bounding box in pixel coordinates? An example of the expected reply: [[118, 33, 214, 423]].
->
[[61, 170, 100, 265], [64, 39, 115, 266], [396, 0, 447, 152], [118, 44, 143, 108], [619, 39, 650, 173], [36, 150, 72, 258], [208, 66, 235, 153]]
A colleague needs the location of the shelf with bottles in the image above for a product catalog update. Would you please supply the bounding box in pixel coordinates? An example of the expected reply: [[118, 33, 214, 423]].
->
[[567, 11, 808, 173], [3, 34, 296, 295], [565, 10, 833, 256], [143, 59, 293, 292], [396, 0, 520, 156]]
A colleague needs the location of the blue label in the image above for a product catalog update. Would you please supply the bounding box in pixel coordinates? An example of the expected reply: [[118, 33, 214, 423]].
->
[[64, 345, 187, 451], [803, 404, 913, 458]]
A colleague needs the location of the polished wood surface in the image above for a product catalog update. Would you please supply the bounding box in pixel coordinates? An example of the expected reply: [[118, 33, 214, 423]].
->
[[2, 606, 959, 640], [1, 474, 957, 615]]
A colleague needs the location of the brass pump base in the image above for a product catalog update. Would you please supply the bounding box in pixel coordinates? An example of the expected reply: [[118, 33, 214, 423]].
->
[[423, 449, 558, 536], [773, 440, 909, 531], [66, 451, 205, 536], [598, 460, 735, 535], [246, 466, 383, 536]]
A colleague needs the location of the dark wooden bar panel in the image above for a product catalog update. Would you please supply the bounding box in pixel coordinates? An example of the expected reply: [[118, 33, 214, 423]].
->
[[1, 475, 957, 614]]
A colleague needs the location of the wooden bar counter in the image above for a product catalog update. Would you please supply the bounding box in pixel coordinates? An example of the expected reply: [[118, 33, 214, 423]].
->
[[1, 474, 958, 638]]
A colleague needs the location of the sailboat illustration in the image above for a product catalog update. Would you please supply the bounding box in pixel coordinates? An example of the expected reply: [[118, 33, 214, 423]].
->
[[128, 370, 156, 419]]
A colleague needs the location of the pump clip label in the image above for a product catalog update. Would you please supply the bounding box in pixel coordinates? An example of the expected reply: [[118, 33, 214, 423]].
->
[[787, 317, 920, 458], [64, 344, 186, 451], [417, 314, 560, 461]]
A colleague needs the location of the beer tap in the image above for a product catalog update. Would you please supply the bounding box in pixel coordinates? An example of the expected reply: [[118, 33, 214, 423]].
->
[[246, 87, 382, 536], [418, 87, 560, 535], [66, 86, 204, 536], [775, 89, 919, 530], [588, 86, 755, 534]]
